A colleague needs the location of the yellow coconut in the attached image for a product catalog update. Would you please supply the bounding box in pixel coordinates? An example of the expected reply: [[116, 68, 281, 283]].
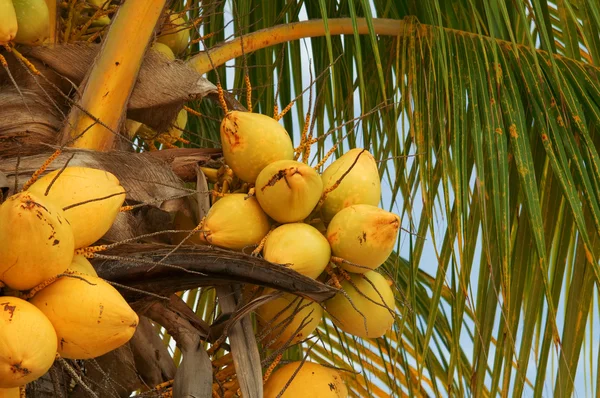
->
[[324, 271, 395, 339], [0, 192, 74, 290], [27, 166, 126, 249], [12, 0, 49, 45], [255, 160, 323, 223], [199, 194, 271, 250], [257, 293, 323, 350], [152, 41, 176, 60], [263, 223, 330, 279], [30, 274, 139, 360], [320, 148, 381, 222], [264, 361, 348, 398], [220, 111, 294, 183], [0, 297, 57, 388], [157, 13, 189, 55], [0, 387, 20, 398], [66, 254, 98, 277], [0, 0, 18, 44], [326, 204, 400, 273]]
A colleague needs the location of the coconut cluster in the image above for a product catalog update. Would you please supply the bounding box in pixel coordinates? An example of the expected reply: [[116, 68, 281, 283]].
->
[[192, 110, 401, 395], [0, 167, 138, 389]]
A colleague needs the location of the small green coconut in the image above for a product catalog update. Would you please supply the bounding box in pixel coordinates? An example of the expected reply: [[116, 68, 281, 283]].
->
[[326, 204, 400, 273], [320, 148, 381, 222], [152, 41, 176, 60], [157, 13, 190, 55], [255, 160, 323, 223], [199, 194, 271, 250], [220, 111, 294, 183], [256, 292, 323, 350], [12, 0, 49, 46], [263, 223, 330, 279], [324, 271, 395, 339]]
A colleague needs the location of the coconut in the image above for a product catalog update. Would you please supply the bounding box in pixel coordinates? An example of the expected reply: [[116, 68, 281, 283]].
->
[[320, 148, 381, 222], [199, 194, 271, 250], [0, 192, 74, 290], [0, 387, 19, 398], [66, 254, 98, 277], [12, 0, 50, 45], [29, 274, 138, 360], [324, 271, 395, 339], [27, 166, 126, 249], [0, 0, 18, 44], [0, 297, 57, 388], [255, 160, 323, 223], [257, 293, 323, 350], [263, 223, 330, 279], [152, 41, 176, 60], [157, 13, 189, 55], [220, 111, 294, 183], [264, 361, 348, 398], [137, 108, 188, 145], [171, 209, 203, 245], [326, 205, 400, 273]]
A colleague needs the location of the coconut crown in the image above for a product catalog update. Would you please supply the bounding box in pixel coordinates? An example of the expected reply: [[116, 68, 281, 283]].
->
[[320, 148, 381, 222], [0, 191, 74, 290], [324, 271, 396, 339], [264, 361, 348, 398], [255, 160, 323, 223], [30, 274, 139, 360], [220, 111, 294, 183], [326, 204, 400, 273], [0, 297, 57, 388], [27, 166, 126, 249]]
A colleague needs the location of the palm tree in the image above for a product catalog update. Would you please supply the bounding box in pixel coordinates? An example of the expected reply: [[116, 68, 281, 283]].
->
[[1, 0, 600, 396]]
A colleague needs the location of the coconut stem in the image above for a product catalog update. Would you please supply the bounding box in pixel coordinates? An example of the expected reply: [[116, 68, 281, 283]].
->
[[262, 353, 283, 383], [63, 0, 168, 151], [187, 18, 408, 75]]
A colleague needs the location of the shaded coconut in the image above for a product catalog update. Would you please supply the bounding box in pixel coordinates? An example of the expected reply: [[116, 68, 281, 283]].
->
[[152, 41, 176, 60], [263, 223, 330, 279], [0, 297, 57, 388], [30, 274, 139, 360], [157, 13, 190, 55], [256, 293, 323, 350], [0, 192, 74, 290], [27, 166, 126, 249], [255, 160, 323, 223], [264, 361, 348, 398], [326, 204, 400, 273], [320, 148, 381, 222], [220, 111, 294, 183], [199, 194, 271, 250], [12, 0, 49, 45], [324, 271, 395, 339]]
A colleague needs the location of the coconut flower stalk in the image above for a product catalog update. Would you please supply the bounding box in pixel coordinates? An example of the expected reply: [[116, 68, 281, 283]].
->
[[62, 0, 167, 150]]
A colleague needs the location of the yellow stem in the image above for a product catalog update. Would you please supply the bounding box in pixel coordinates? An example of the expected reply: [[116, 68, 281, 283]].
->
[[63, 0, 167, 150], [187, 18, 408, 74]]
